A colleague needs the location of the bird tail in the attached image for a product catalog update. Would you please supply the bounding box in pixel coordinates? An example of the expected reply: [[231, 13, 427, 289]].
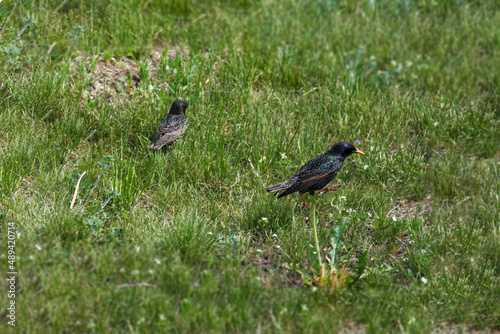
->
[[265, 183, 288, 193]]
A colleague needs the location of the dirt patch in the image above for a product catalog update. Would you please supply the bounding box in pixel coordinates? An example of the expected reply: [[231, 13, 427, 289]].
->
[[382, 195, 432, 261], [431, 322, 499, 333], [339, 322, 366, 334], [245, 250, 303, 288], [71, 46, 189, 104], [388, 194, 432, 222], [12, 176, 35, 199]]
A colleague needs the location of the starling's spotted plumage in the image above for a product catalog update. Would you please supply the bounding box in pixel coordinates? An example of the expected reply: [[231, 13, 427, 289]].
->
[[150, 99, 188, 150], [265, 141, 364, 211]]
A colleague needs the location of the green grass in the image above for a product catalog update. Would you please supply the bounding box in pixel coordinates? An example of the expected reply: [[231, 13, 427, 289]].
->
[[0, 0, 499, 332]]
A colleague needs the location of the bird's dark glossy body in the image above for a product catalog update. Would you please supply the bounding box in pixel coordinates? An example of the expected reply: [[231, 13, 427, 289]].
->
[[265, 141, 364, 211], [276, 153, 343, 197]]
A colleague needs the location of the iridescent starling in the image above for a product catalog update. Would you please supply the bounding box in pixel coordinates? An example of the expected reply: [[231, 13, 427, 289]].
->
[[265, 141, 364, 211], [150, 99, 188, 150]]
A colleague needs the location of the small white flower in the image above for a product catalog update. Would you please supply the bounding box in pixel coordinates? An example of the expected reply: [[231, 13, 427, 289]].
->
[[313, 251, 317, 254], [35, 244, 41, 251], [208, 232, 213, 235], [370, 145, 374, 151], [154, 258, 161, 265], [159, 314, 166, 321], [256, 249, 263, 253], [421, 277, 428, 284], [433, 122, 439, 127], [370, 55, 376, 61], [276, 245, 281, 249], [367, 212, 372, 217], [363, 165, 369, 169], [135, 245, 141, 253], [280, 152, 287, 159], [261, 217, 268, 222], [16, 232, 21, 239], [272, 234, 278, 238], [392, 216, 397, 221], [391, 60, 397, 66], [339, 196, 347, 200]]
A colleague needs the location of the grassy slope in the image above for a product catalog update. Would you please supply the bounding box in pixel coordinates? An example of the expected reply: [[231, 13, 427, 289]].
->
[[0, 0, 499, 332]]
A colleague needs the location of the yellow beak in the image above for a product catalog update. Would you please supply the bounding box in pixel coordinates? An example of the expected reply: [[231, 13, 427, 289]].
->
[[355, 150, 365, 155]]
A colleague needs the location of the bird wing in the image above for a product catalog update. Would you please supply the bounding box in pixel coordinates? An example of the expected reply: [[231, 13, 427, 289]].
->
[[151, 114, 188, 149], [292, 160, 341, 191], [278, 159, 342, 197]]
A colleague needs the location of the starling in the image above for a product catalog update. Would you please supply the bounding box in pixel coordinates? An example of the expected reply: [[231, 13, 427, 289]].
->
[[265, 141, 364, 211], [150, 99, 189, 150]]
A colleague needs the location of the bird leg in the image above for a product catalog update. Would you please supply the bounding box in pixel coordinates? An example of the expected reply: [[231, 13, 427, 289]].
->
[[314, 185, 343, 196], [298, 194, 308, 212]]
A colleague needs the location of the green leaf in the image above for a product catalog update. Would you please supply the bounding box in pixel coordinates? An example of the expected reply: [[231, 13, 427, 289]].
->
[[328, 217, 348, 267], [347, 251, 368, 288]]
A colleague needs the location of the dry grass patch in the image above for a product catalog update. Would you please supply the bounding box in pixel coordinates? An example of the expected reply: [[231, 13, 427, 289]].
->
[[71, 46, 189, 103]]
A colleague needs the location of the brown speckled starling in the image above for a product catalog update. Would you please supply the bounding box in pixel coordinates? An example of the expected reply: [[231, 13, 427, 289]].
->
[[150, 99, 188, 150]]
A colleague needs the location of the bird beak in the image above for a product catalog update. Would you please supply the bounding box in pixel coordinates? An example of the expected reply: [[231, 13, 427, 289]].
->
[[355, 150, 365, 155]]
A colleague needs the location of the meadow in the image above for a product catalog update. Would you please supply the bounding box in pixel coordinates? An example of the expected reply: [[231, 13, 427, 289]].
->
[[0, 0, 499, 332]]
